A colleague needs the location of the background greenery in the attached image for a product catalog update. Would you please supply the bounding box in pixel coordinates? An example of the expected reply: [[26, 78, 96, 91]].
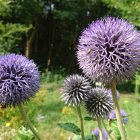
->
[[0, 0, 140, 139], [0, 75, 140, 140]]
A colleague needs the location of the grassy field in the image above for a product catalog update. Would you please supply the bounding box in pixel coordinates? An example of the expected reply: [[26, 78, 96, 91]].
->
[[0, 77, 140, 140]]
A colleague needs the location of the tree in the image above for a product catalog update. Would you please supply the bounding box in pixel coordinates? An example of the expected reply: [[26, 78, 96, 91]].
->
[[103, 0, 140, 28]]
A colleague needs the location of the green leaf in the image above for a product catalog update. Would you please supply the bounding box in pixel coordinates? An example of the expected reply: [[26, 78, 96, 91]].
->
[[72, 134, 97, 140], [84, 116, 96, 121], [17, 126, 35, 140], [84, 116, 93, 121], [57, 122, 81, 135], [85, 135, 97, 140], [110, 121, 121, 140]]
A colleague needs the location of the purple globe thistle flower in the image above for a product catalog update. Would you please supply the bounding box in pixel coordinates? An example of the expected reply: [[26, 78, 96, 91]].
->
[[77, 17, 140, 85], [85, 87, 114, 118], [61, 74, 91, 106], [0, 54, 40, 107], [109, 109, 128, 124], [95, 83, 120, 99], [92, 128, 108, 140]]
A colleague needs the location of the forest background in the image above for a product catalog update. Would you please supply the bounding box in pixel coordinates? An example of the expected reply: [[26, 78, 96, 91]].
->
[[1, 0, 140, 76]]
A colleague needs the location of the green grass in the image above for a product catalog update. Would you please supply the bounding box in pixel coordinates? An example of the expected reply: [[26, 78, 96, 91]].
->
[[0, 79, 140, 140]]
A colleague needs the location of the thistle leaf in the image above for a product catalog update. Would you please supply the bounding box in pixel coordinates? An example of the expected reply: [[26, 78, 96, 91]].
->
[[57, 122, 81, 135]]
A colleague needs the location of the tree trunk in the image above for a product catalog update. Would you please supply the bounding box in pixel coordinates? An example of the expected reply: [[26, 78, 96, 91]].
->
[[46, 13, 55, 72], [68, 24, 78, 73], [25, 17, 39, 58], [25, 27, 36, 58]]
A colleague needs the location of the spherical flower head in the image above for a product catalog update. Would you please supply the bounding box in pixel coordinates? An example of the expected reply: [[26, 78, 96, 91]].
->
[[109, 109, 128, 124], [77, 17, 140, 85], [61, 74, 91, 106], [92, 128, 108, 140], [85, 87, 114, 118], [0, 54, 40, 107]]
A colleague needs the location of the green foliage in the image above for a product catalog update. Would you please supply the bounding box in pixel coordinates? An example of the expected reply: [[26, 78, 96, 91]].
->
[[84, 116, 93, 121], [85, 135, 96, 140], [54, 0, 78, 21], [109, 110, 127, 139], [110, 121, 121, 140], [0, 0, 43, 55], [0, 0, 11, 16], [103, 0, 140, 27], [117, 80, 135, 92], [41, 69, 65, 83], [0, 22, 31, 54], [15, 126, 35, 140], [0, 0, 41, 23], [84, 116, 96, 122], [72, 135, 96, 140], [135, 72, 140, 97], [57, 122, 81, 135]]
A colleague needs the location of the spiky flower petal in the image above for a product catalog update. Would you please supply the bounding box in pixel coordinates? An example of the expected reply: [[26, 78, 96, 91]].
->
[[0, 54, 40, 107], [77, 17, 140, 84], [92, 128, 108, 140], [85, 87, 114, 118], [61, 74, 91, 106], [109, 109, 128, 124]]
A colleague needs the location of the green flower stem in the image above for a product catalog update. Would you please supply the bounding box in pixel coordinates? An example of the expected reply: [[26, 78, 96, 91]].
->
[[97, 117, 103, 140], [111, 81, 126, 140], [76, 105, 85, 140], [102, 120, 113, 140], [18, 104, 42, 140]]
